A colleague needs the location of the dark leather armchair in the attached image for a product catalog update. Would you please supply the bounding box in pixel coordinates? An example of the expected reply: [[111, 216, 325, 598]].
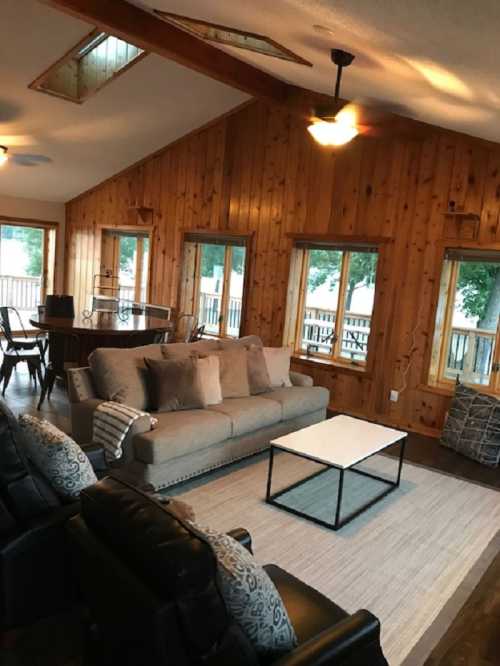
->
[[68, 477, 388, 666], [0, 400, 107, 630]]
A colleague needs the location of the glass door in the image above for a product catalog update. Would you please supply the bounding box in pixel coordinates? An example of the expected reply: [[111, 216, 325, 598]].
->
[[100, 229, 151, 304], [0, 223, 55, 329]]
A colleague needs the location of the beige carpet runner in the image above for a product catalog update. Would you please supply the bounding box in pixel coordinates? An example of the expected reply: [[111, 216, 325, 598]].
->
[[174, 452, 500, 665]]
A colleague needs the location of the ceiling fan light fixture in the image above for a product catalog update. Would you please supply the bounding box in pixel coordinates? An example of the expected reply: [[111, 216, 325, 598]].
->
[[0, 146, 8, 166], [307, 119, 358, 146]]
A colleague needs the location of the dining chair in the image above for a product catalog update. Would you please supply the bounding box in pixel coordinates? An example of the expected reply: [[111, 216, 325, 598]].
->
[[173, 313, 197, 343], [38, 332, 80, 409], [0, 306, 47, 364], [189, 323, 205, 342], [0, 344, 44, 397], [143, 304, 172, 320]]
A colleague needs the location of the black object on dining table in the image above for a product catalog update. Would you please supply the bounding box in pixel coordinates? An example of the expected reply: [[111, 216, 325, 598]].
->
[[45, 294, 75, 318]]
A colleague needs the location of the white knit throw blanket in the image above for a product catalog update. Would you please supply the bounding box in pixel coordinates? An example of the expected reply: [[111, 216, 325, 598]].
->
[[93, 401, 154, 462]]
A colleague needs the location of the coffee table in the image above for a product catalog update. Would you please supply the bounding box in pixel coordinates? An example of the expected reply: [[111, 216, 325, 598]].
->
[[265, 415, 407, 531]]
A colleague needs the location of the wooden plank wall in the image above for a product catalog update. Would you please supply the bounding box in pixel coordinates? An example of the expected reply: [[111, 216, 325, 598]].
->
[[65, 99, 500, 436]]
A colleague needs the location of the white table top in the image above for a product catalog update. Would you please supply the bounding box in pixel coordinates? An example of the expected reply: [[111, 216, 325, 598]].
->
[[271, 415, 407, 469]]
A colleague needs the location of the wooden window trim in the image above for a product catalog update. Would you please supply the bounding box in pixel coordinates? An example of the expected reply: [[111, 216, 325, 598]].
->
[[184, 233, 252, 339], [99, 227, 153, 303], [292, 246, 379, 371], [0, 219, 59, 334], [425, 242, 500, 395]]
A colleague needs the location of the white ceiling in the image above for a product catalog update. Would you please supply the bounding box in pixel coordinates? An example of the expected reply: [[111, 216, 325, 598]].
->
[[0, 0, 247, 202], [3, 0, 500, 202], [141, 0, 500, 141]]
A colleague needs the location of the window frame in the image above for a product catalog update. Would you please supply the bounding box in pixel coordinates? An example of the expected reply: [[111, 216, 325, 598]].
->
[[99, 226, 153, 304], [0, 216, 59, 331], [426, 241, 500, 395], [180, 231, 252, 339], [287, 236, 384, 372]]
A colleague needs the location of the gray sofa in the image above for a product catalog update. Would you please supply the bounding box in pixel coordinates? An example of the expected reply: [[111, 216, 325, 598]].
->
[[67, 336, 329, 490]]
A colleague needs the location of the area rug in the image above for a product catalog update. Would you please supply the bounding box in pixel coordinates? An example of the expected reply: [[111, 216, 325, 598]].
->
[[171, 451, 500, 666]]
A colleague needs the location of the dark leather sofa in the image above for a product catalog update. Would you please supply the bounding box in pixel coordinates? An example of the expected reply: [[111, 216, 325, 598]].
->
[[0, 400, 106, 631], [68, 476, 388, 666]]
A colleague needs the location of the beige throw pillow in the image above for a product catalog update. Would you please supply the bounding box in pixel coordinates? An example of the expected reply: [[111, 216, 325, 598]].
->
[[144, 357, 207, 413], [215, 346, 250, 398], [247, 345, 271, 395], [197, 355, 223, 405], [262, 347, 292, 388]]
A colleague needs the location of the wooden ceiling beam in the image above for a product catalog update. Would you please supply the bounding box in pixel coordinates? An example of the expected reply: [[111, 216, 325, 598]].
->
[[40, 0, 291, 104]]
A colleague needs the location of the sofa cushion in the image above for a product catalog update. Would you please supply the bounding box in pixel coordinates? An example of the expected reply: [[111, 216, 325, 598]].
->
[[441, 383, 500, 467], [263, 348, 292, 388], [219, 335, 263, 350], [0, 400, 61, 522], [89, 344, 164, 411], [215, 346, 251, 399], [18, 415, 97, 500], [190, 524, 297, 657], [247, 345, 272, 395], [197, 355, 223, 405], [207, 397, 282, 437], [144, 357, 207, 412], [133, 409, 232, 465], [262, 387, 329, 420], [161, 339, 221, 359]]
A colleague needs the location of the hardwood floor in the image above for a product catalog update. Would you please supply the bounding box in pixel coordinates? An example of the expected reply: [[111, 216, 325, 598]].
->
[[1, 362, 70, 431], [385, 430, 500, 489], [2, 377, 499, 665], [425, 551, 500, 666]]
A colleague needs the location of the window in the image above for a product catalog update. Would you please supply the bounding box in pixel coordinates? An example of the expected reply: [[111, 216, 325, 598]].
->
[[154, 11, 311, 67], [287, 243, 379, 367], [0, 222, 56, 329], [180, 235, 249, 338], [100, 230, 150, 303], [29, 30, 147, 104], [429, 249, 500, 392]]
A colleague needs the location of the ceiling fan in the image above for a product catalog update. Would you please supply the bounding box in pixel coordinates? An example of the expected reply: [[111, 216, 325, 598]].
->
[[307, 49, 362, 147], [0, 145, 51, 168], [308, 49, 419, 147]]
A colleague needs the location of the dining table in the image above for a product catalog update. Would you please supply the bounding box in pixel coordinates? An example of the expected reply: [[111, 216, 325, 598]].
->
[[30, 311, 174, 367]]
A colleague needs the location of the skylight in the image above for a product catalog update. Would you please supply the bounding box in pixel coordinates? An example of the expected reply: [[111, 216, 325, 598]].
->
[[154, 11, 312, 67], [29, 29, 147, 104]]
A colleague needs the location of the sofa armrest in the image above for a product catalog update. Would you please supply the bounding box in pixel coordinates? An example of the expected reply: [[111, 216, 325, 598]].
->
[[83, 443, 108, 474], [71, 398, 104, 446], [227, 528, 253, 554], [289, 371, 313, 388], [0, 503, 80, 628], [67, 367, 98, 403], [272, 610, 386, 666]]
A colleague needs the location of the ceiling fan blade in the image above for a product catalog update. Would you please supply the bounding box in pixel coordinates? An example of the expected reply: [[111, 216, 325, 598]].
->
[[0, 99, 22, 123], [350, 97, 415, 126], [10, 154, 52, 167]]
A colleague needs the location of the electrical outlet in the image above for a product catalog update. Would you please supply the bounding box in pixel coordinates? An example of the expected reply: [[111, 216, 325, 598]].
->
[[390, 390, 399, 402]]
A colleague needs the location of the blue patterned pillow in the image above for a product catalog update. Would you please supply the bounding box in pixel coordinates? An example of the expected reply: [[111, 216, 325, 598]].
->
[[18, 415, 97, 499], [190, 523, 297, 656]]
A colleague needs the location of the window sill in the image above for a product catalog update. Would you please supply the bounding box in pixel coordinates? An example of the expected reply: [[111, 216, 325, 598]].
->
[[419, 382, 500, 398], [418, 383, 454, 397], [292, 354, 371, 378]]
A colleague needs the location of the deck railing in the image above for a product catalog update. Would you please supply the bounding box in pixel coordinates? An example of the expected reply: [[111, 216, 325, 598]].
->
[[198, 292, 242, 334], [444, 326, 496, 384], [302, 307, 371, 360], [0, 275, 41, 311]]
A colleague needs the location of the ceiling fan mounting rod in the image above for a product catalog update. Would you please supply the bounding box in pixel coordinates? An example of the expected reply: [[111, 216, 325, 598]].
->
[[330, 49, 355, 102]]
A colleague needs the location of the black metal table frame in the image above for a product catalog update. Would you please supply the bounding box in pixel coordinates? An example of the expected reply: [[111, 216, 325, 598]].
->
[[265, 436, 407, 531]]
